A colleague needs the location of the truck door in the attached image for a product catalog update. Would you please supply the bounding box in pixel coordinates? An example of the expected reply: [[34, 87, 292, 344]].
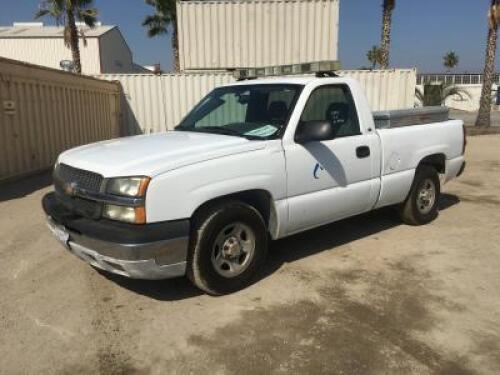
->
[[284, 84, 379, 234]]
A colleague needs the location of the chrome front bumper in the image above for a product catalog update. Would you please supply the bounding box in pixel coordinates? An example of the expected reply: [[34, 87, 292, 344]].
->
[[46, 217, 188, 279]]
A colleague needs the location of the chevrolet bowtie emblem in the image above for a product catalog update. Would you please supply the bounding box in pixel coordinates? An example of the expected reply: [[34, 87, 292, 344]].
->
[[64, 182, 77, 196]]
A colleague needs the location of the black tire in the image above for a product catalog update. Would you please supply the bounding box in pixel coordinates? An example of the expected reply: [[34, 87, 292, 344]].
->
[[186, 201, 268, 295], [399, 165, 441, 225]]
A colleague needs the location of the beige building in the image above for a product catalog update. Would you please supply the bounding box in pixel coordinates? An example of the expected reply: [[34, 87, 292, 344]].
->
[[0, 22, 144, 74]]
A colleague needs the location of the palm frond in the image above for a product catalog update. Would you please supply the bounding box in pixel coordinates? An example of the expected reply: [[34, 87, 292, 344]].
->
[[143, 0, 175, 38], [77, 8, 98, 28], [34, 9, 51, 19], [142, 14, 169, 36], [416, 83, 471, 107], [442, 85, 471, 102], [415, 87, 425, 105]]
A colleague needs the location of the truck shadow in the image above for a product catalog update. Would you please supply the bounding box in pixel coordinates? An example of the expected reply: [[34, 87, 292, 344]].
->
[[105, 193, 460, 301], [0, 170, 52, 202], [259, 193, 460, 282], [101, 271, 203, 301]]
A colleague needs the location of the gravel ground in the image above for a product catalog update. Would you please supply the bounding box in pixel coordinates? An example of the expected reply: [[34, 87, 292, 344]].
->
[[1, 135, 499, 375]]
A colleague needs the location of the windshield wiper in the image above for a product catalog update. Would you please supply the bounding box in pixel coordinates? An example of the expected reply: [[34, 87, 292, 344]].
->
[[196, 126, 264, 140], [176, 126, 263, 140], [197, 126, 242, 136]]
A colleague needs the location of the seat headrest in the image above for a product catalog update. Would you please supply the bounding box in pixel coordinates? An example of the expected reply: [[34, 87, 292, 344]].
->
[[268, 101, 288, 121], [325, 103, 349, 126]]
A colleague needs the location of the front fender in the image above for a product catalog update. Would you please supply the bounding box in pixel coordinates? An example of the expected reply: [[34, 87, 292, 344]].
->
[[145, 144, 286, 223]]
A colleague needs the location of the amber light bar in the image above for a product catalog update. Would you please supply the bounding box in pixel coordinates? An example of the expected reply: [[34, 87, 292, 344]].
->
[[233, 60, 342, 80]]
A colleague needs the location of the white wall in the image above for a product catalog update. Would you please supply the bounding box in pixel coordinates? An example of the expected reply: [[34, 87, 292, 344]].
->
[[416, 84, 500, 112], [99, 28, 136, 73], [0, 38, 101, 74]]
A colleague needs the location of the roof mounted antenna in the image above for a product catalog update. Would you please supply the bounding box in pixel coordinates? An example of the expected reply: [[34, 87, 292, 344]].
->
[[233, 60, 342, 81]]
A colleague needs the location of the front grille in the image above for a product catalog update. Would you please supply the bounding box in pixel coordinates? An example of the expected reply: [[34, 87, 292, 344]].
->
[[54, 164, 104, 219], [56, 193, 103, 219], [56, 163, 103, 193]]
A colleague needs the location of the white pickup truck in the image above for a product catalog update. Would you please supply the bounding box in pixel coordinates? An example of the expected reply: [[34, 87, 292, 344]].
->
[[43, 73, 466, 295]]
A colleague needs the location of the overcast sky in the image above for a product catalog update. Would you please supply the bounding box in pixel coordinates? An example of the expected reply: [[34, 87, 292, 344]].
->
[[0, 0, 496, 73]]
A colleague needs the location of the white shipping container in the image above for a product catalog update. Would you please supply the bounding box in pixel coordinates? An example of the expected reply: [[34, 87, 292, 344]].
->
[[101, 73, 234, 134], [177, 0, 340, 71], [99, 69, 417, 135], [342, 69, 417, 112]]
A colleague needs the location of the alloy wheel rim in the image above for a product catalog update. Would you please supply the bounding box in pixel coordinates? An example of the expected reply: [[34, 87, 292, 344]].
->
[[211, 222, 256, 278], [417, 178, 436, 215]]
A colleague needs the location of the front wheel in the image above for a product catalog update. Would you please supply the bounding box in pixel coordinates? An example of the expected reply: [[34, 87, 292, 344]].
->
[[399, 165, 441, 225], [187, 201, 268, 295]]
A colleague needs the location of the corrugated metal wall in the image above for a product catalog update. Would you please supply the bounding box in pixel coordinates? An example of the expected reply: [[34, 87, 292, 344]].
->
[[177, 0, 340, 70], [0, 57, 120, 182], [99, 69, 416, 134], [101, 73, 234, 134], [341, 69, 417, 111]]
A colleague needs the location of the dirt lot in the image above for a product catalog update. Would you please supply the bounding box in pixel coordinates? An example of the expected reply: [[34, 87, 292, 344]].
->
[[1, 135, 499, 375]]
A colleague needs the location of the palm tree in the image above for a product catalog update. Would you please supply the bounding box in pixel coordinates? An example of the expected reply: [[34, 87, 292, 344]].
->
[[143, 0, 179, 72], [443, 51, 459, 73], [476, 0, 500, 127], [367, 46, 383, 70], [35, 0, 98, 74], [380, 0, 395, 69], [415, 83, 470, 107]]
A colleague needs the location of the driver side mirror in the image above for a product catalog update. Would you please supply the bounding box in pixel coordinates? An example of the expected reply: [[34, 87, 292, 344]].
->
[[294, 120, 334, 144]]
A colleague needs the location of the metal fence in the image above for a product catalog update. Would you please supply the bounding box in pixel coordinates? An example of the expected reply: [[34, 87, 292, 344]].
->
[[99, 69, 416, 135], [417, 73, 500, 86], [0, 57, 121, 182]]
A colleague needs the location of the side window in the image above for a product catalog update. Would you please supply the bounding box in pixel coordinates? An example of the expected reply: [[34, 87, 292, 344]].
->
[[299, 85, 360, 139]]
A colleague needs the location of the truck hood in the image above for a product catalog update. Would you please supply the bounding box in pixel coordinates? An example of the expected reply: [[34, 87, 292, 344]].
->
[[58, 131, 268, 177]]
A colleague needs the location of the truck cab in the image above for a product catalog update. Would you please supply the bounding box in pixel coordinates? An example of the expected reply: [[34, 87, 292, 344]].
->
[[43, 70, 466, 295]]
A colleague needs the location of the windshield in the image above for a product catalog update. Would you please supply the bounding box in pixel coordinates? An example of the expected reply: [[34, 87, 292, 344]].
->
[[176, 84, 303, 139]]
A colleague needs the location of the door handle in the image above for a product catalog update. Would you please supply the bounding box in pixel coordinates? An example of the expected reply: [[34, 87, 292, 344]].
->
[[356, 146, 370, 158]]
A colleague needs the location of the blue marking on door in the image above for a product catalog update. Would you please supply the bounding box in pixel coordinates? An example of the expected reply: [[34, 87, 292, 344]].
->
[[313, 163, 324, 179]]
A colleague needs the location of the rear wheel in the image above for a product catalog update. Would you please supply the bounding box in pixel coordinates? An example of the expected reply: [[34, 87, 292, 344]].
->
[[187, 201, 268, 295], [399, 165, 441, 225]]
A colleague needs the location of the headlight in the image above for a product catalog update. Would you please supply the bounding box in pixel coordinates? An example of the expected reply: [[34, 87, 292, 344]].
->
[[103, 204, 146, 224], [106, 177, 150, 197], [104, 176, 150, 224]]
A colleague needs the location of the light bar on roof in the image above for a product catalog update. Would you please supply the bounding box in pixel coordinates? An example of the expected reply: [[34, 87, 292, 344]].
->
[[233, 60, 341, 80]]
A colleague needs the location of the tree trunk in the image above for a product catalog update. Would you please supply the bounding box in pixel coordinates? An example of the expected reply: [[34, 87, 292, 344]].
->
[[171, 20, 180, 72], [476, 8, 498, 127], [67, 7, 82, 74], [380, 6, 393, 69]]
